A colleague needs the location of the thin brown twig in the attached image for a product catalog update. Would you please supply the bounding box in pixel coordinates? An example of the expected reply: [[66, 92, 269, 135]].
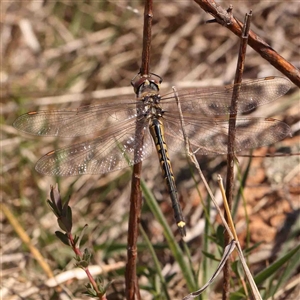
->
[[125, 1, 153, 300], [194, 0, 300, 87], [140, 0, 153, 75], [218, 177, 262, 300], [223, 11, 252, 300]]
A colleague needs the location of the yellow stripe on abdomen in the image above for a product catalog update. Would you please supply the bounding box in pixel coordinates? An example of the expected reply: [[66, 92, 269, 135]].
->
[[149, 117, 186, 236]]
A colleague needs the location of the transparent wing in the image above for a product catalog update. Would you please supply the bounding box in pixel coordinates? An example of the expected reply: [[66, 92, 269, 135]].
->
[[13, 77, 291, 138], [13, 76, 291, 176], [161, 77, 291, 115], [13, 100, 142, 137], [163, 113, 291, 155], [35, 118, 153, 176]]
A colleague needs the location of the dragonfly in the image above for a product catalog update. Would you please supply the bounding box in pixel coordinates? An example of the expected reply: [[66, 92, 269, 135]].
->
[[13, 73, 292, 236]]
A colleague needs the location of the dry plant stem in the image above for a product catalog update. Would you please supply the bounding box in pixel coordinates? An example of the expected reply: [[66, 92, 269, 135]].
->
[[125, 1, 153, 300], [223, 11, 252, 300], [0, 203, 54, 278], [194, 0, 300, 87], [185, 176, 262, 300], [141, 0, 153, 75], [126, 167, 142, 300], [217, 176, 239, 242], [217, 176, 262, 300], [173, 86, 234, 240]]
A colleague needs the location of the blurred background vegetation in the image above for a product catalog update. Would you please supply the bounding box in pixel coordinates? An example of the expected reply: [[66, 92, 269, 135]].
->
[[1, 1, 299, 299]]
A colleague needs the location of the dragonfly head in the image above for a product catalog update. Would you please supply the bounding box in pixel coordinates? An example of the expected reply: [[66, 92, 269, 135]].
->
[[131, 73, 162, 97]]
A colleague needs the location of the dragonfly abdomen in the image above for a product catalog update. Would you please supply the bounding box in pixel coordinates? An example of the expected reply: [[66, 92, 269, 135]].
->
[[149, 117, 186, 236]]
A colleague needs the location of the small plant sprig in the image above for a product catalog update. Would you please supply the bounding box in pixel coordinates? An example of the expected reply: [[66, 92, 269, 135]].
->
[[48, 184, 109, 300]]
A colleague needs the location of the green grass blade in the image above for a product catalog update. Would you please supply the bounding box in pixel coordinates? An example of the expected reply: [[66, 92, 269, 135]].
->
[[141, 179, 197, 291], [139, 225, 171, 300]]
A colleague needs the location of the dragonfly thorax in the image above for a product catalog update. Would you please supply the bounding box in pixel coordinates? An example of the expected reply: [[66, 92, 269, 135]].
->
[[139, 93, 164, 120]]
